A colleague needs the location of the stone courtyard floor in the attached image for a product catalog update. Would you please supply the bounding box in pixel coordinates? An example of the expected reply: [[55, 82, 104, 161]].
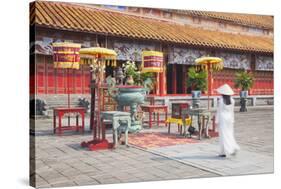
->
[[31, 106, 274, 188]]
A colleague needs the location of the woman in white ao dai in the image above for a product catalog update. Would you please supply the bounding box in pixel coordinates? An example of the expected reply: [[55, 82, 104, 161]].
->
[[215, 84, 240, 157]]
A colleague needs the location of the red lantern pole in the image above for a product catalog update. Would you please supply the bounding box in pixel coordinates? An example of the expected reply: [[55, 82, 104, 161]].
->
[[67, 68, 70, 108], [67, 68, 71, 126]]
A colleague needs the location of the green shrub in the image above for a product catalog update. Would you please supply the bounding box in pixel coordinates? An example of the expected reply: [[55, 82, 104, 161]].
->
[[234, 70, 254, 91], [186, 67, 207, 91]]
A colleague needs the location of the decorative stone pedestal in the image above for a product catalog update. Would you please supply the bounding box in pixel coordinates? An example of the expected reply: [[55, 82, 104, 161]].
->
[[113, 86, 146, 133]]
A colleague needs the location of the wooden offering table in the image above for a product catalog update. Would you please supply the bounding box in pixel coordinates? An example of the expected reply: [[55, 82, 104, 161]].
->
[[53, 107, 85, 135], [167, 102, 191, 135], [141, 105, 168, 128], [187, 108, 211, 140]]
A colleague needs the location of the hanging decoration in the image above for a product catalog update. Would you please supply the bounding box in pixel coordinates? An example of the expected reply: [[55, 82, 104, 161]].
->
[[141, 51, 164, 73], [52, 42, 81, 70], [52, 42, 81, 108]]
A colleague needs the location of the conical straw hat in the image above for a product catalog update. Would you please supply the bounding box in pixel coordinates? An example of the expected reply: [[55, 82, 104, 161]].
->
[[216, 84, 234, 95]]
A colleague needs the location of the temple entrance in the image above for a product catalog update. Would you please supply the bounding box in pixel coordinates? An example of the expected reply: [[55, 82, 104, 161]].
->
[[166, 64, 189, 94], [176, 65, 184, 94], [166, 64, 173, 94]]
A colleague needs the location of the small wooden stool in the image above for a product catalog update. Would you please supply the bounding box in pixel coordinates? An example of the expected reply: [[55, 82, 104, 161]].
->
[[100, 111, 131, 148]]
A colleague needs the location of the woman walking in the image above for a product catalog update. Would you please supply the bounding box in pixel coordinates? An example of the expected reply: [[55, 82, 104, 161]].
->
[[215, 84, 240, 157]]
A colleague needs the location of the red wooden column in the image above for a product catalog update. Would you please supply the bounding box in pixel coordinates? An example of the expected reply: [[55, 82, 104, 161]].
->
[[249, 55, 256, 95], [159, 72, 163, 95], [155, 73, 160, 95], [172, 64, 177, 94], [182, 65, 187, 94], [271, 73, 274, 94], [159, 62, 167, 96], [207, 64, 214, 96], [161, 47, 168, 96]]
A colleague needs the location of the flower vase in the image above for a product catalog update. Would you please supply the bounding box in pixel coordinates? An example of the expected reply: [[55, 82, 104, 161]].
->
[[126, 75, 134, 85]]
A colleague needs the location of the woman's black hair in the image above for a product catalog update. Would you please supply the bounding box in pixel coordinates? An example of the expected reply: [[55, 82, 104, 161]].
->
[[222, 95, 231, 105]]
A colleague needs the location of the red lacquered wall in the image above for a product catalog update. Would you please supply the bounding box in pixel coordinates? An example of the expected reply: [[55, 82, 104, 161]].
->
[[32, 55, 91, 95]]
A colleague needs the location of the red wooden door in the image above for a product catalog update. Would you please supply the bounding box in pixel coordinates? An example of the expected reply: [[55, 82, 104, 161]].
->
[[56, 68, 66, 94], [36, 62, 45, 94], [46, 63, 55, 94], [74, 68, 83, 94], [82, 65, 90, 94]]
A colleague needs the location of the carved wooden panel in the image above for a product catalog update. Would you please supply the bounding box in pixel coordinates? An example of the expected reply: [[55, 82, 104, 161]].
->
[[113, 41, 156, 61], [215, 52, 251, 70], [31, 37, 92, 55], [256, 55, 274, 71], [168, 48, 209, 65]]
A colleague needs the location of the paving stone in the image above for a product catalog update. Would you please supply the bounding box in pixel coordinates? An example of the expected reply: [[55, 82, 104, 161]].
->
[[51, 181, 76, 187], [35, 178, 49, 187], [152, 142, 273, 176], [36, 183, 52, 188], [33, 107, 273, 187], [96, 177, 121, 184], [74, 179, 100, 185]]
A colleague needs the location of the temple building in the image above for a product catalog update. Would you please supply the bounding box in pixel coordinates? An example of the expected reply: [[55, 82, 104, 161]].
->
[[30, 1, 273, 106]]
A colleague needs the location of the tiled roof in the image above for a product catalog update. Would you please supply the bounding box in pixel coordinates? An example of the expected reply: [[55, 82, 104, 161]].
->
[[30, 1, 273, 53], [168, 10, 273, 29]]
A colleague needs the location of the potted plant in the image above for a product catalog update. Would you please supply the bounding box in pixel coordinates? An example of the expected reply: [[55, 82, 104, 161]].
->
[[123, 60, 138, 85], [187, 67, 207, 98], [234, 70, 254, 98], [234, 70, 254, 112], [122, 60, 155, 93], [186, 67, 207, 108]]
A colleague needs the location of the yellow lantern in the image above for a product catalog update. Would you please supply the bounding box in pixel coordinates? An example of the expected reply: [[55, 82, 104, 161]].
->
[[141, 51, 164, 73], [52, 42, 81, 69]]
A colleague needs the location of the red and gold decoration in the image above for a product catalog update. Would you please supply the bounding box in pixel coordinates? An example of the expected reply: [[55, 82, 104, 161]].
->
[[79, 47, 118, 151], [53, 42, 81, 70], [141, 51, 164, 95], [195, 56, 224, 109], [141, 51, 163, 73], [52, 42, 81, 108]]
